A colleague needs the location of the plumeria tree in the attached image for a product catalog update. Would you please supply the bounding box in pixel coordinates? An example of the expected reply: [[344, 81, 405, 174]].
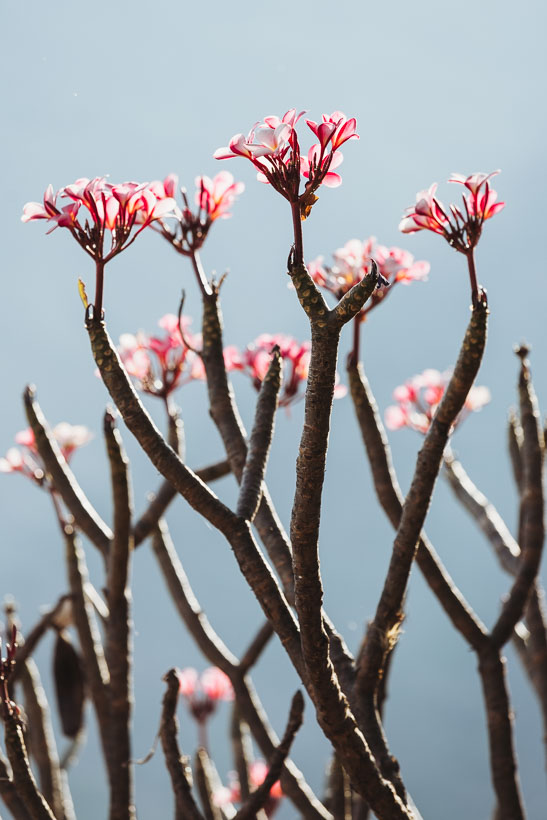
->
[[0, 107, 544, 820]]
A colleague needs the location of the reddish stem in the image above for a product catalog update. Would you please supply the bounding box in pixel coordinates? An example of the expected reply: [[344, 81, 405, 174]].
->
[[94, 260, 105, 318], [290, 201, 304, 267], [466, 249, 479, 307], [349, 314, 362, 367]]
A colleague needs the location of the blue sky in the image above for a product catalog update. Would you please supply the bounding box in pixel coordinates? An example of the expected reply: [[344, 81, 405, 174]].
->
[[2, 1, 547, 817]]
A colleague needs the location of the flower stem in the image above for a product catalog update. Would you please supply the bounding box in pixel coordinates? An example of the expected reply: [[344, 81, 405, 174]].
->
[[94, 260, 105, 318], [291, 202, 304, 267], [466, 249, 479, 307]]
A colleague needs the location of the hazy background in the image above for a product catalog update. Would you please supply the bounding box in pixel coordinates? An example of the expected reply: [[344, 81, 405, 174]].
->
[[2, 0, 547, 817]]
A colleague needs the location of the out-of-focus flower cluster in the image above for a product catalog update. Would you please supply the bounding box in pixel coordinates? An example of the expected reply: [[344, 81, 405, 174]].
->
[[177, 667, 234, 725], [22, 177, 178, 261], [308, 236, 429, 315], [385, 369, 491, 434], [152, 171, 244, 253], [400, 171, 505, 252], [117, 314, 205, 399], [227, 333, 346, 407], [0, 425, 92, 484], [215, 760, 283, 817], [215, 109, 359, 217], [118, 319, 344, 408]]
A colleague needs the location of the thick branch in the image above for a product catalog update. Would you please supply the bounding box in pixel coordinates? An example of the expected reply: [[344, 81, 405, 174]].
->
[[358, 299, 488, 697], [24, 386, 113, 555], [0, 751, 32, 820], [160, 669, 204, 820], [288, 264, 410, 817], [3, 710, 56, 820], [103, 412, 135, 820], [492, 349, 545, 647], [478, 647, 525, 819]]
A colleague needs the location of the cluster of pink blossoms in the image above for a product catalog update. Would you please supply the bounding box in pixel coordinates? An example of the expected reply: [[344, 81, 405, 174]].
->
[[215, 760, 283, 817], [400, 171, 505, 251], [177, 667, 234, 725], [22, 177, 178, 261], [308, 237, 429, 315], [0, 424, 92, 484], [385, 369, 491, 434], [226, 333, 346, 408], [215, 109, 358, 217], [151, 171, 244, 253], [117, 314, 205, 399]]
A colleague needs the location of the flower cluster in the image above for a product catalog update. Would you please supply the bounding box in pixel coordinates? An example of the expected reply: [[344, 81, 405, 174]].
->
[[152, 171, 244, 253], [117, 314, 204, 399], [215, 109, 358, 217], [385, 368, 491, 434], [215, 761, 283, 817], [0, 424, 92, 484], [399, 171, 505, 252], [227, 333, 346, 408], [22, 177, 178, 261], [308, 237, 429, 315], [177, 667, 234, 726]]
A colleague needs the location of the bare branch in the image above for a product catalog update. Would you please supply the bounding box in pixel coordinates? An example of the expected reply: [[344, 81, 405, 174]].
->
[[3, 709, 56, 819], [24, 386, 113, 556], [195, 747, 224, 820], [151, 521, 331, 819], [133, 458, 231, 547], [234, 691, 304, 820], [239, 622, 274, 676], [103, 411, 135, 820], [230, 705, 253, 804], [492, 348, 545, 647], [0, 750, 32, 819], [358, 299, 489, 699], [160, 669, 204, 820], [237, 349, 282, 521], [443, 450, 521, 575], [88, 317, 305, 679]]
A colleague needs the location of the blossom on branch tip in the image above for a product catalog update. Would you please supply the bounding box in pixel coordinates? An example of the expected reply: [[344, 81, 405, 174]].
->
[[385, 368, 491, 434], [399, 171, 505, 251], [22, 177, 178, 261], [214, 108, 359, 218], [308, 236, 429, 316], [0, 424, 92, 484], [151, 171, 244, 254]]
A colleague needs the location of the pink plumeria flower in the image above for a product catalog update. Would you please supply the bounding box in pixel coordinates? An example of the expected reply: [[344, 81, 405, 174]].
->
[[385, 368, 491, 434], [400, 172, 505, 249], [400, 171, 504, 305], [177, 666, 234, 726], [308, 236, 429, 317], [216, 761, 284, 817], [0, 424, 92, 485], [116, 313, 204, 399], [151, 171, 244, 254], [215, 108, 359, 218], [22, 176, 179, 317]]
